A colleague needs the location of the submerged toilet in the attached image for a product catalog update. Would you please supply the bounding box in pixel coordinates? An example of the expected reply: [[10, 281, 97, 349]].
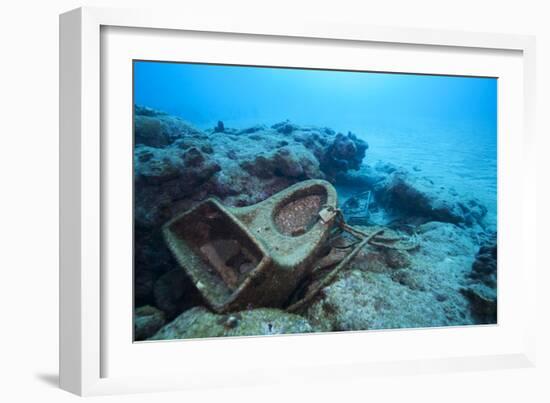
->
[[162, 179, 338, 313]]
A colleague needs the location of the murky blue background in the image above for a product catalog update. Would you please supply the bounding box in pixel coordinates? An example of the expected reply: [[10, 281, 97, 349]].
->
[[134, 61, 497, 229]]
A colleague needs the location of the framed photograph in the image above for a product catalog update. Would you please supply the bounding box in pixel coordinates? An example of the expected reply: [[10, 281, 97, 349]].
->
[[60, 6, 537, 396]]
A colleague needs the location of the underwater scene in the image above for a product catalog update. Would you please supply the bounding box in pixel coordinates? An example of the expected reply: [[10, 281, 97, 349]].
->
[[133, 61, 497, 341]]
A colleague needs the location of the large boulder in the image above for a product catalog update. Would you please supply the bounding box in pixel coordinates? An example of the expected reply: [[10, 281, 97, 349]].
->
[[304, 222, 479, 331], [336, 161, 489, 229], [270, 122, 368, 179], [373, 168, 487, 227], [305, 270, 467, 331], [319, 132, 368, 178]]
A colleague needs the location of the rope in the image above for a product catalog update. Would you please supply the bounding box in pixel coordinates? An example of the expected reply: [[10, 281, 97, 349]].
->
[[286, 227, 383, 313], [285, 206, 418, 313]]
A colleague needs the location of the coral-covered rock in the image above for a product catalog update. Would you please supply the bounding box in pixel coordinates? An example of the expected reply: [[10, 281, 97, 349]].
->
[[135, 146, 220, 188], [460, 285, 497, 324], [272, 120, 300, 134], [273, 147, 305, 177], [390, 269, 426, 292], [134, 110, 368, 231], [341, 238, 412, 273], [304, 222, 478, 331], [135, 105, 167, 117], [373, 168, 487, 226], [134, 305, 166, 341], [134, 145, 221, 227], [238, 124, 266, 134], [134, 146, 181, 185], [135, 106, 204, 147], [270, 125, 368, 179], [135, 116, 169, 148], [320, 132, 368, 178], [470, 237, 497, 288], [150, 307, 314, 340], [240, 146, 322, 180], [460, 236, 497, 324], [305, 270, 466, 331], [415, 221, 478, 257], [239, 154, 275, 179]]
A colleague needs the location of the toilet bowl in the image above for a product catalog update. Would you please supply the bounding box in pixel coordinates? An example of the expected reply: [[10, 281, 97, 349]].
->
[[162, 179, 338, 313]]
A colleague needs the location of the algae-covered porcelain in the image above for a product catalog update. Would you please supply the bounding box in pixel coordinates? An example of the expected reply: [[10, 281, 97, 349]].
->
[[163, 179, 338, 312]]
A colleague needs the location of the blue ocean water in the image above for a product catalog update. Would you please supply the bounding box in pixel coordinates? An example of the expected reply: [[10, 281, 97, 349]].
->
[[134, 61, 497, 229]]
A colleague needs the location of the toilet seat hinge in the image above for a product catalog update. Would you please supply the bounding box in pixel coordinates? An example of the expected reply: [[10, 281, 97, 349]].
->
[[318, 206, 338, 224]]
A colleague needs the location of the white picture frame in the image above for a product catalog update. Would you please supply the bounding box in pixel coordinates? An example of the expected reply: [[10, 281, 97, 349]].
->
[[59, 6, 537, 396]]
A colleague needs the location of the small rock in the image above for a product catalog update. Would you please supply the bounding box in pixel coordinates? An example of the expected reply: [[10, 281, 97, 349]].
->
[[238, 124, 265, 134], [222, 314, 241, 329], [319, 132, 369, 178], [470, 237, 497, 287], [460, 285, 497, 324], [214, 120, 225, 133], [391, 269, 425, 291], [134, 305, 166, 341], [135, 105, 167, 117], [272, 120, 299, 134]]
